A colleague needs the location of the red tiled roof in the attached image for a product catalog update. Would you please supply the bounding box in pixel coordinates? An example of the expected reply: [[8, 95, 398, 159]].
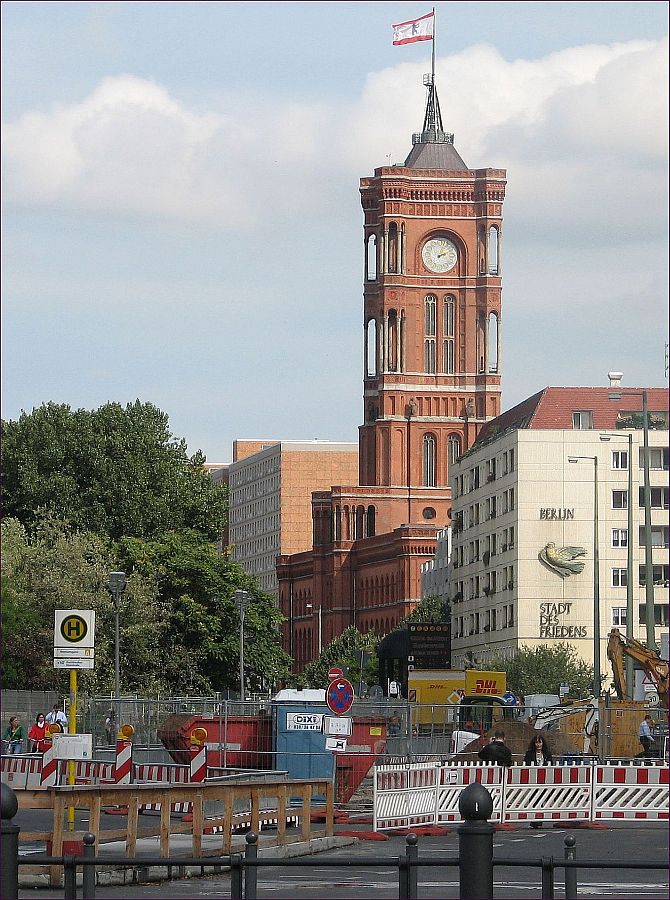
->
[[475, 386, 669, 447]]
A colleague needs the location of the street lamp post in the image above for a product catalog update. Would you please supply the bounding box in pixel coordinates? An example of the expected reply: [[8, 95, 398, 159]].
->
[[233, 590, 251, 700], [609, 390, 656, 650], [568, 456, 601, 697], [599, 431, 634, 696], [107, 572, 127, 706]]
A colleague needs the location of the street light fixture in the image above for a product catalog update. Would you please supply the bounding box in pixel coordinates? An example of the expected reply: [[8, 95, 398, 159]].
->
[[107, 572, 127, 705], [233, 590, 251, 700], [599, 432, 634, 696], [609, 390, 656, 651], [567, 455, 601, 697]]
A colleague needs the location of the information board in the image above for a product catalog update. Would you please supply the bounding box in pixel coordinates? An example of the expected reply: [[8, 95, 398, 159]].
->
[[408, 622, 451, 669]]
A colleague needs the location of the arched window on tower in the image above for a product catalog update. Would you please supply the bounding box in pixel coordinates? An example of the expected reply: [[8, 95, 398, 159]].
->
[[488, 312, 499, 373], [443, 295, 455, 374], [388, 223, 399, 274], [366, 318, 377, 376], [488, 225, 499, 275], [366, 505, 376, 537], [423, 433, 437, 487], [448, 433, 461, 466], [366, 234, 377, 281], [388, 309, 399, 372], [424, 295, 436, 373]]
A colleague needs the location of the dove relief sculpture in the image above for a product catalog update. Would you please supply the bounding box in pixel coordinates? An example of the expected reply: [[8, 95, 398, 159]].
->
[[538, 542, 587, 578]]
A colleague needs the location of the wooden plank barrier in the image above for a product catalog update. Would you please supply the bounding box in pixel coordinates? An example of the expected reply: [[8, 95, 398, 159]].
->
[[16, 777, 335, 887]]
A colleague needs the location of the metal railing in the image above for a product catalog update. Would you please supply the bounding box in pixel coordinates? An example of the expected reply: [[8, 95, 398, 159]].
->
[[3, 783, 667, 900]]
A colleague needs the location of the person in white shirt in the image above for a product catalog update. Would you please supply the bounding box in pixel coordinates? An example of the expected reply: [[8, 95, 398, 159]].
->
[[639, 715, 654, 757], [46, 704, 68, 733]]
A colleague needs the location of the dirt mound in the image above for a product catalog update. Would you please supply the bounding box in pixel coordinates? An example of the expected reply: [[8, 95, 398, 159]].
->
[[454, 718, 581, 761]]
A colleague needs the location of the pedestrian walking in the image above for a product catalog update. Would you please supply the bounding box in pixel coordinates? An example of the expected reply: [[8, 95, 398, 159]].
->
[[28, 713, 48, 752], [523, 733, 553, 765], [638, 714, 655, 758], [104, 708, 117, 744], [46, 703, 68, 732], [3, 716, 26, 754], [478, 729, 513, 766]]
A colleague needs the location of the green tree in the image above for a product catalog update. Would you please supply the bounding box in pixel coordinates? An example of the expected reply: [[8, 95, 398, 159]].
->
[[118, 531, 291, 694], [0, 514, 166, 694], [299, 627, 379, 689], [1, 401, 227, 541], [486, 643, 595, 698]]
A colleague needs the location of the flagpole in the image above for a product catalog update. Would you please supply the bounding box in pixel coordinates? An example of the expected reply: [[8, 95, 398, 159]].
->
[[431, 7, 436, 137]]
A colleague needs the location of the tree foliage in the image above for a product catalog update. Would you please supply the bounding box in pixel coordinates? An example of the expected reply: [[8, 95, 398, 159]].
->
[[299, 627, 379, 689], [1, 401, 227, 541], [486, 643, 595, 698]]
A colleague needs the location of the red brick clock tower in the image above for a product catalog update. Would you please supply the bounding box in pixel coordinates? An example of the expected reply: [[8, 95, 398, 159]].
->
[[359, 74, 505, 499], [278, 76, 507, 670]]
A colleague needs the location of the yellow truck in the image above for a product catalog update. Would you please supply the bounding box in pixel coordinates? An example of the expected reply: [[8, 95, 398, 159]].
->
[[408, 669, 507, 728]]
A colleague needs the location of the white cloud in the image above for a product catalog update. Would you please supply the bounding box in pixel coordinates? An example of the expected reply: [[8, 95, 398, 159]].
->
[[2, 38, 667, 241]]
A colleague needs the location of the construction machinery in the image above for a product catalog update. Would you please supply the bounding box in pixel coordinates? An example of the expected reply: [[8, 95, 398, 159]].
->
[[531, 630, 667, 758], [607, 628, 669, 709]]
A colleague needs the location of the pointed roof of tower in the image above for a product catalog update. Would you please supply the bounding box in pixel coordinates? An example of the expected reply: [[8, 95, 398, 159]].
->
[[404, 74, 469, 170]]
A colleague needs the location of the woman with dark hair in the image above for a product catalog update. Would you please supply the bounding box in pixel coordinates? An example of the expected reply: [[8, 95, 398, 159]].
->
[[523, 733, 553, 765]]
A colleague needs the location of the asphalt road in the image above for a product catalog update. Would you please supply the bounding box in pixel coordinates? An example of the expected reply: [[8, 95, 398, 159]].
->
[[17, 822, 669, 900]]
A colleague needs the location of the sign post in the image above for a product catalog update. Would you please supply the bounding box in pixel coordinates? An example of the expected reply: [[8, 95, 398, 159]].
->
[[54, 610, 96, 831]]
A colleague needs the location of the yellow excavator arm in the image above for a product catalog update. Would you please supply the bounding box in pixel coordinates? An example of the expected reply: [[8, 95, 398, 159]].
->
[[607, 628, 669, 709]]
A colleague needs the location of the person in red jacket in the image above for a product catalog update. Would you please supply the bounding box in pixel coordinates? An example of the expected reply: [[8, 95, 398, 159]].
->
[[28, 713, 48, 752]]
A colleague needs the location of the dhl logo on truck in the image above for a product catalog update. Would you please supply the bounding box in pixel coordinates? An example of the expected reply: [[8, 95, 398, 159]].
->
[[464, 670, 506, 695]]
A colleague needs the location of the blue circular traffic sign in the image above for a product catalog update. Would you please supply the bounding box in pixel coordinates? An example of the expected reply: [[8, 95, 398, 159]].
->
[[327, 677, 354, 715]]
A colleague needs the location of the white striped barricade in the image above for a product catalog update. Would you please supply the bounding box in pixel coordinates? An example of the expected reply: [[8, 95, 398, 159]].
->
[[1, 755, 32, 790], [503, 764, 592, 825], [40, 741, 59, 788], [114, 740, 133, 784], [592, 763, 669, 822], [373, 762, 438, 831], [436, 762, 505, 825], [135, 764, 192, 815]]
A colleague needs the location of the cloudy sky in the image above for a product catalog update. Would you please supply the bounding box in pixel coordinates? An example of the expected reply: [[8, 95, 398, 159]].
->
[[2, 2, 668, 463]]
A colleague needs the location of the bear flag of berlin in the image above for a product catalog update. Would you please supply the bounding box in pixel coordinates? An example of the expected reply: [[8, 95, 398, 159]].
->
[[392, 11, 434, 45]]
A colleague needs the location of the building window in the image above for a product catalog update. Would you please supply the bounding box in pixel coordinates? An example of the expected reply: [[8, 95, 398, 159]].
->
[[638, 604, 670, 626], [443, 296, 455, 373], [612, 490, 628, 509], [612, 450, 628, 470], [612, 529, 628, 548], [423, 434, 437, 487], [640, 486, 669, 509], [612, 568, 628, 587], [488, 225, 499, 274], [641, 525, 670, 548], [448, 433, 461, 465], [424, 295, 436, 373], [611, 607, 627, 627], [572, 411, 593, 430], [639, 446, 669, 470], [639, 564, 669, 587]]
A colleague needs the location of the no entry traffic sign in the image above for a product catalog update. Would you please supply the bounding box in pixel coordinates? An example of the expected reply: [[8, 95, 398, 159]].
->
[[326, 677, 354, 716], [327, 667, 344, 681]]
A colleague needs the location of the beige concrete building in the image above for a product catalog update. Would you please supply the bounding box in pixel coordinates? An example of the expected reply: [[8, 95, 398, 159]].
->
[[228, 441, 358, 595], [448, 386, 669, 676]]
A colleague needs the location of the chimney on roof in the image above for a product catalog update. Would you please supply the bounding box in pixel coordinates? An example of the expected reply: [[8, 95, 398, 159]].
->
[[608, 371, 623, 388]]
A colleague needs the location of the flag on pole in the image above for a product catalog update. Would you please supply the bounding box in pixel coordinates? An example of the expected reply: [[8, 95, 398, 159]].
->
[[392, 11, 434, 46]]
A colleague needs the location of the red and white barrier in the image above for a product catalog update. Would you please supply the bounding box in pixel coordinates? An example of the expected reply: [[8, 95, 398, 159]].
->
[[592, 764, 669, 821], [114, 739, 133, 784], [40, 741, 59, 788], [189, 745, 207, 783], [436, 762, 505, 824], [135, 763, 192, 815], [374, 762, 438, 831], [503, 765, 592, 824], [1, 756, 32, 790]]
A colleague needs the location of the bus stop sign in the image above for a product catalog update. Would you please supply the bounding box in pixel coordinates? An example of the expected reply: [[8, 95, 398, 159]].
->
[[326, 678, 354, 716]]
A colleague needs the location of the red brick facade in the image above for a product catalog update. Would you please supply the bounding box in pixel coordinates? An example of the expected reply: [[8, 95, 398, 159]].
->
[[278, 109, 507, 671]]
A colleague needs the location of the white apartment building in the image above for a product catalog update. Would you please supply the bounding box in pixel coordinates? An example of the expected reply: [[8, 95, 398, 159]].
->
[[227, 440, 358, 595], [448, 385, 669, 674]]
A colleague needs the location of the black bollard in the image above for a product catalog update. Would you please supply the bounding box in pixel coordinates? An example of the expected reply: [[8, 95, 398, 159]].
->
[[564, 834, 577, 900], [1, 781, 20, 900], [457, 782, 495, 900], [406, 833, 418, 900], [245, 831, 258, 900], [82, 832, 96, 900]]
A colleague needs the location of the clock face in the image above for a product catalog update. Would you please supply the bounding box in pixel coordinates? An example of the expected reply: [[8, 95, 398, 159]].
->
[[422, 237, 458, 274]]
